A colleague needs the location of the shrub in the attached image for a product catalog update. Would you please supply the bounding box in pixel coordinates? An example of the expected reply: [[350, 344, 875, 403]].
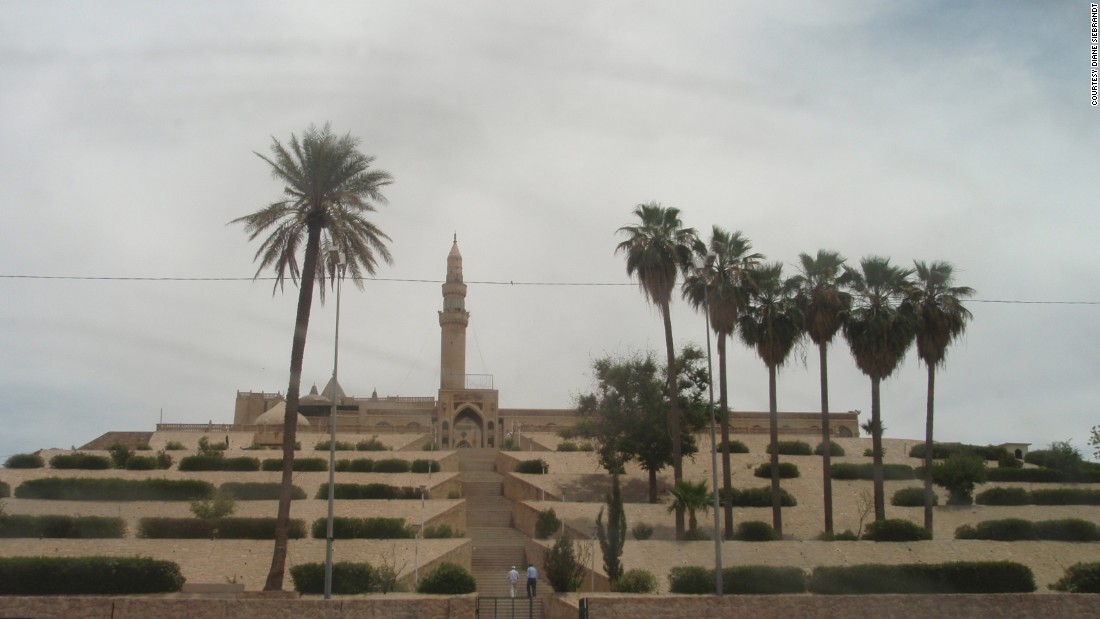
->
[[315, 440, 355, 451], [765, 441, 812, 456], [631, 522, 654, 540], [319, 483, 419, 500], [614, 569, 657, 593], [862, 519, 931, 542], [535, 508, 562, 539], [718, 440, 749, 454], [164, 441, 186, 450], [291, 561, 374, 594], [0, 515, 126, 538], [0, 482, 8, 498], [191, 488, 236, 519], [15, 477, 213, 501], [372, 458, 412, 473], [932, 453, 987, 505], [1030, 488, 1100, 505], [0, 556, 184, 594], [683, 528, 710, 541], [423, 524, 457, 538], [313, 517, 413, 539], [135, 443, 151, 451], [863, 447, 883, 458], [557, 441, 579, 452], [579, 443, 594, 452], [722, 566, 807, 594], [1025, 443, 1083, 471], [49, 453, 111, 470], [107, 443, 132, 468], [219, 482, 306, 500], [544, 535, 586, 592], [336, 458, 374, 472], [1034, 519, 1100, 542], [410, 459, 440, 473], [356, 436, 389, 451], [4, 453, 44, 468], [722, 486, 797, 507], [976, 487, 1029, 505], [814, 441, 845, 456], [891, 487, 939, 507], [124, 455, 158, 470], [831, 462, 915, 480], [668, 566, 713, 594], [416, 562, 476, 594], [515, 459, 548, 474], [1050, 562, 1100, 593], [986, 467, 1066, 483], [818, 529, 858, 541], [261, 457, 326, 472], [139, 517, 305, 539], [179, 455, 260, 472], [808, 561, 1035, 594], [753, 462, 800, 478], [956, 519, 1036, 541], [197, 436, 227, 455], [733, 520, 779, 541]]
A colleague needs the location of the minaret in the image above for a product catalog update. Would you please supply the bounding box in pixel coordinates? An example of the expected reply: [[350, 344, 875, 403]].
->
[[439, 235, 469, 390]]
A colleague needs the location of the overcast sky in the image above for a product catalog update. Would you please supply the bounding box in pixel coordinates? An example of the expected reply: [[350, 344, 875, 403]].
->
[[1, 1, 1097, 461]]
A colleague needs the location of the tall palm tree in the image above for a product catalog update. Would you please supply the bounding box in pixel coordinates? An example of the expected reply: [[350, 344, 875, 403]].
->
[[616, 202, 700, 539], [231, 124, 393, 591], [841, 256, 915, 523], [737, 263, 804, 536], [667, 479, 713, 535], [910, 260, 974, 532], [681, 226, 761, 539], [791, 250, 851, 535]]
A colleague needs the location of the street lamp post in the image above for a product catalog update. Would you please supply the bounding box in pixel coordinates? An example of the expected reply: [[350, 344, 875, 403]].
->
[[699, 253, 723, 596], [323, 248, 347, 600]]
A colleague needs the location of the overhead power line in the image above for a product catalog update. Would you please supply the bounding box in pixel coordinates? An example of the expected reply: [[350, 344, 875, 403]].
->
[[0, 274, 1097, 304]]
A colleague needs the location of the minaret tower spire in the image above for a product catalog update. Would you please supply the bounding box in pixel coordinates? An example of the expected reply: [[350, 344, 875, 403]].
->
[[439, 236, 469, 390]]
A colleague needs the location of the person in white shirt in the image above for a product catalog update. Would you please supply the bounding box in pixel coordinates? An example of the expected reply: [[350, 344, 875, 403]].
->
[[507, 566, 519, 598]]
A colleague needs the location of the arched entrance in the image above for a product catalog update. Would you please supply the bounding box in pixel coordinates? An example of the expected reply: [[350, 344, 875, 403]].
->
[[452, 406, 485, 448]]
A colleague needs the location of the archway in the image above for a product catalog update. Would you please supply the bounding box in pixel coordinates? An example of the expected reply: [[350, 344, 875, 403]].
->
[[453, 406, 485, 448]]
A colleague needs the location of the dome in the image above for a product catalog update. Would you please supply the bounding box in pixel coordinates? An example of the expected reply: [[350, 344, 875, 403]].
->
[[301, 384, 330, 404], [255, 402, 310, 427]]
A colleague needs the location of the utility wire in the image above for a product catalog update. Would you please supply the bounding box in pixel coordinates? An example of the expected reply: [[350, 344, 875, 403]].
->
[[0, 274, 1097, 304]]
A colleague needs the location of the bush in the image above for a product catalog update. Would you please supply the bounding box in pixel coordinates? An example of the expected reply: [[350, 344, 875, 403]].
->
[[139, 517, 305, 539], [0, 515, 126, 538], [356, 436, 389, 451], [416, 562, 476, 594], [107, 443, 131, 468], [423, 524, 458, 538], [814, 441, 845, 456], [0, 556, 184, 594], [49, 453, 111, 470], [313, 517, 413, 539], [15, 477, 214, 501], [862, 519, 931, 542], [410, 459, 440, 473], [614, 569, 657, 593], [557, 441, 579, 452], [219, 482, 306, 500], [1034, 519, 1100, 542], [1030, 488, 1100, 505], [891, 487, 939, 507], [1050, 562, 1100, 593], [722, 566, 807, 594], [863, 447, 884, 458], [956, 519, 1036, 541], [986, 467, 1067, 483], [975, 487, 1030, 505], [765, 441, 812, 456], [315, 440, 355, 451], [718, 440, 749, 454], [319, 483, 419, 500], [291, 561, 374, 594], [722, 486, 797, 507], [4, 453, 44, 468], [179, 455, 260, 472], [808, 561, 1035, 594], [261, 457, 326, 472], [733, 520, 780, 541], [668, 566, 713, 594], [124, 455, 158, 470], [336, 458, 375, 472], [753, 462, 800, 478], [191, 488, 236, 519], [0, 481, 8, 498], [164, 441, 186, 450], [932, 453, 987, 505], [545, 535, 586, 592], [535, 508, 562, 539], [831, 463, 915, 480], [515, 459, 548, 474], [818, 529, 859, 541], [372, 458, 412, 473], [631, 522, 654, 540]]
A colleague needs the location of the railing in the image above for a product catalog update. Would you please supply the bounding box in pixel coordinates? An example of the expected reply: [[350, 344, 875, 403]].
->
[[476, 596, 538, 619], [156, 423, 238, 432], [465, 374, 494, 390]]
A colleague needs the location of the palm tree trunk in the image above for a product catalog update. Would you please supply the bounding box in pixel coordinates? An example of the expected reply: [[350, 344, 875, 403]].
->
[[660, 300, 685, 539], [263, 223, 321, 591], [871, 376, 885, 522], [717, 334, 733, 540], [819, 342, 834, 534], [923, 363, 936, 532], [768, 364, 782, 536]]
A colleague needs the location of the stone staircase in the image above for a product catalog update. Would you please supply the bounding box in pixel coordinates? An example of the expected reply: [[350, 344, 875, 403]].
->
[[460, 448, 547, 618]]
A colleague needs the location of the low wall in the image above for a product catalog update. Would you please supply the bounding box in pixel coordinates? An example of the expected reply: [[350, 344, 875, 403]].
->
[[545, 593, 1100, 619], [403, 539, 473, 591]]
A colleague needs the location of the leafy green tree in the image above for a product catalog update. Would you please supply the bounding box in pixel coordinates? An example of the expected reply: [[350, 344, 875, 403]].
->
[[842, 256, 915, 522], [791, 249, 851, 535], [232, 124, 394, 590], [932, 452, 987, 505], [667, 479, 712, 536], [681, 226, 761, 539], [910, 260, 973, 531], [738, 263, 804, 536], [544, 535, 588, 592], [616, 202, 701, 538], [596, 474, 627, 583]]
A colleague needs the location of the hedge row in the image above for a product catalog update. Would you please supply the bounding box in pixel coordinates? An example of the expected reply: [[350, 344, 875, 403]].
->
[[753, 462, 800, 479], [178, 455, 261, 472], [138, 517, 306, 539], [891, 487, 939, 507], [808, 561, 1035, 594], [219, 482, 307, 500], [262, 457, 328, 472], [986, 467, 1100, 483], [765, 441, 813, 456], [1050, 562, 1100, 593], [908, 442, 1014, 462], [15, 477, 214, 501], [49, 453, 111, 470], [976, 487, 1100, 506], [0, 515, 126, 538], [0, 556, 184, 594], [290, 561, 376, 594], [417, 562, 477, 594], [955, 518, 1100, 541], [311, 517, 413, 539], [815, 441, 846, 457], [315, 483, 421, 500], [862, 519, 931, 542], [4, 453, 45, 469], [721, 486, 797, 507], [831, 463, 916, 480], [332, 457, 438, 473], [717, 441, 750, 454], [669, 565, 806, 594], [515, 459, 547, 474]]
